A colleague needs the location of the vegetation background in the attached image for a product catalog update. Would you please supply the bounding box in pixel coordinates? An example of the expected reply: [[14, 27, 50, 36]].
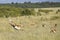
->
[[0, 1, 60, 40]]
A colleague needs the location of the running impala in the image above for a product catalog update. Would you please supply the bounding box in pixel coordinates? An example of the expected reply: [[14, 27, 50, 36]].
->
[[9, 19, 23, 30], [50, 24, 57, 33]]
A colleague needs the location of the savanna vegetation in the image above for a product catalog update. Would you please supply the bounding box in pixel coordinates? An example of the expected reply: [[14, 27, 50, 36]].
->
[[0, 6, 60, 17], [0, 7, 35, 17], [0, 2, 60, 40], [0, 7, 60, 40]]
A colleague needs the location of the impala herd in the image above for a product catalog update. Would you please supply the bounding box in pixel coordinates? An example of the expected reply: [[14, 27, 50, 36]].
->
[[9, 19, 57, 33]]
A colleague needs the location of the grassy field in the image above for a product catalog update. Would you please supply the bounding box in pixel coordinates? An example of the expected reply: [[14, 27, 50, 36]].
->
[[0, 8, 60, 40]]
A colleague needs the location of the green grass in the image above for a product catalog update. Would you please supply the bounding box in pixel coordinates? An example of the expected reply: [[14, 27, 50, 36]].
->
[[0, 8, 60, 40]]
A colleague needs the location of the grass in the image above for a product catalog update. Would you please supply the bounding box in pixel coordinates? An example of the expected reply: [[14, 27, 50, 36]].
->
[[0, 8, 60, 40], [50, 16, 60, 20]]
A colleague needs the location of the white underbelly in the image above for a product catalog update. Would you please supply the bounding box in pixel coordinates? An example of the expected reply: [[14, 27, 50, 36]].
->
[[15, 26, 21, 29]]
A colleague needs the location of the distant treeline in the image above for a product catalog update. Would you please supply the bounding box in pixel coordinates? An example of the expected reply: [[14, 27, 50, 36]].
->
[[0, 2, 60, 8]]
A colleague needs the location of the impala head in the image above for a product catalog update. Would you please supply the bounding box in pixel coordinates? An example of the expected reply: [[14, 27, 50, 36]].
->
[[9, 19, 16, 26]]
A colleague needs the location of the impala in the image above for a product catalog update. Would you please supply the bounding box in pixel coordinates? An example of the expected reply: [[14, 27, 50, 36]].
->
[[50, 24, 57, 33], [9, 19, 23, 30]]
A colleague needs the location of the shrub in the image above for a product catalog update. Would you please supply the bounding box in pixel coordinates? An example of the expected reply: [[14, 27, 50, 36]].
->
[[20, 9, 35, 16]]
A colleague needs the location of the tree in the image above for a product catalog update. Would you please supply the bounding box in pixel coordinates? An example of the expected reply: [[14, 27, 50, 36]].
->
[[11, 2, 14, 4], [28, 1, 31, 4]]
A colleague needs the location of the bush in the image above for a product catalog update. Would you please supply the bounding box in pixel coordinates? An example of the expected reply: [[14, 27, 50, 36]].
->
[[20, 9, 35, 16], [0, 7, 23, 17]]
